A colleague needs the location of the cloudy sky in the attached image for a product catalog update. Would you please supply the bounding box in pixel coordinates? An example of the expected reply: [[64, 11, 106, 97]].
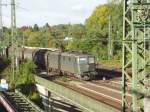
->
[[3, 0, 107, 27]]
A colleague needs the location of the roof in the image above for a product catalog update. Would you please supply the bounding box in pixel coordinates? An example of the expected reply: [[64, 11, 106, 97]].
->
[[61, 52, 89, 57], [22, 46, 59, 51], [23, 46, 93, 58]]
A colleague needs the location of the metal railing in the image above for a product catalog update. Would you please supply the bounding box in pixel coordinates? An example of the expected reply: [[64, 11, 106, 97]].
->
[[15, 89, 44, 112], [0, 92, 18, 112]]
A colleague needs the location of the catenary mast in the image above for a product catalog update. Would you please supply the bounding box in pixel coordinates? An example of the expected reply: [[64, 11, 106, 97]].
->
[[122, 0, 150, 111], [11, 0, 17, 83]]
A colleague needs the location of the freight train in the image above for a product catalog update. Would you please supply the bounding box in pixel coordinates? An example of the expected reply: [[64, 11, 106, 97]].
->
[[8, 46, 97, 80]]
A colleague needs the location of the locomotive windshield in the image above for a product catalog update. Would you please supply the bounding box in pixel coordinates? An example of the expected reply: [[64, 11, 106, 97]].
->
[[79, 58, 88, 64]]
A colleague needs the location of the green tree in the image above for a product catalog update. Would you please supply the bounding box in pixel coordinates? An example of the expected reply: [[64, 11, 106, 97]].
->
[[10, 60, 36, 87], [86, 4, 109, 38], [84, 1, 123, 60], [33, 24, 39, 31]]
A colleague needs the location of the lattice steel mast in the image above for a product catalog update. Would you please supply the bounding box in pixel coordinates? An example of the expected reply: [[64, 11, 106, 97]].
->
[[0, 0, 2, 40], [108, 0, 113, 60], [11, 0, 17, 82], [108, 15, 113, 60], [122, 0, 150, 111], [0, 0, 3, 55]]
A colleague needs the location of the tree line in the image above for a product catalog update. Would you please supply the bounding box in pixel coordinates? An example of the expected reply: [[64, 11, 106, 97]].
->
[[3, 0, 123, 62]]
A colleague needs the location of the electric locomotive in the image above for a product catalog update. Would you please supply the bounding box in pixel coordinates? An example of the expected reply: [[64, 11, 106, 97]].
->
[[47, 51, 96, 80], [19, 46, 97, 80]]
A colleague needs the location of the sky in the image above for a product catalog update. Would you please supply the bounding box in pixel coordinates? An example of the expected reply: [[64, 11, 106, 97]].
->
[[2, 0, 107, 27]]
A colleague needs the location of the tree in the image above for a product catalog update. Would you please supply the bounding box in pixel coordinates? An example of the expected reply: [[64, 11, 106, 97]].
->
[[44, 23, 50, 29], [85, 1, 123, 60], [33, 24, 39, 31], [86, 4, 109, 38]]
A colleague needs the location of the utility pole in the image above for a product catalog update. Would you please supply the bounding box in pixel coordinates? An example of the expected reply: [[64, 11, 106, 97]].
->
[[108, 15, 111, 60], [122, 0, 150, 112], [108, 0, 114, 60], [0, 0, 3, 56], [108, 15, 113, 60], [0, 0, 8, 56], [0, 0, 2, 40], [11, 0, 17, 84], [67, 23, 71, 37]]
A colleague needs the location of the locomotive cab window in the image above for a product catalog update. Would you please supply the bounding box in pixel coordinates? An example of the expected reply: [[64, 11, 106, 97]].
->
[[89, 58, 94, 63], [79, 58, 88, 64]]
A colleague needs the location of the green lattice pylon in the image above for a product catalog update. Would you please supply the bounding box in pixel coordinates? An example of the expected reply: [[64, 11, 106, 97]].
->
[[11, 0, 17, 83], [122, 0, 150, 112]]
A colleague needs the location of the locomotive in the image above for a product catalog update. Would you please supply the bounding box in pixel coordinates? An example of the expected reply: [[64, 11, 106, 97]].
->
[[9, 46, 97, 80]]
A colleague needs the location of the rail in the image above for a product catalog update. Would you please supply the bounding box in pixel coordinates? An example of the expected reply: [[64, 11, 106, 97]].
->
[[35, 75, 121, 112]]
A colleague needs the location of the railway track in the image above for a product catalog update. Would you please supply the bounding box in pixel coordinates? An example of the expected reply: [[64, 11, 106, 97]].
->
[[66, 79, 131, 105], [92, 79, 131, 91], [38, 72, 131, 111], [36, 63, 132, 111]]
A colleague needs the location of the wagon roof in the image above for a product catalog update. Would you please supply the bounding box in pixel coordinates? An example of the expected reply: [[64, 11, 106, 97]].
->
[[23, 46, 59, 51], [61, 52, 91, 58]]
